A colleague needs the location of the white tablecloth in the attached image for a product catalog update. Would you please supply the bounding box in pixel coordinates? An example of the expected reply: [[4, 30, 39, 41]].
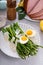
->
[[0, 10, 43, 65]]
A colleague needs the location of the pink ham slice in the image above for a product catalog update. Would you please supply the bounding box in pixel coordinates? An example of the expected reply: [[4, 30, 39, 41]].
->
[[29, 9, 43, 18], [27, 0, 40, 13], [29, 0, 43, 15], [32, 15, 43, 20]]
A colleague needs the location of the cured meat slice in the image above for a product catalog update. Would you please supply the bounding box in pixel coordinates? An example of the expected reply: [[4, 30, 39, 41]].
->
[[24, 0, 40, 13], [29, 0, 43, 15], [27, 0, 40, 13], [29, 9, 43, 18], [32, 15, 43, 20], [24, 0, 28, 12]]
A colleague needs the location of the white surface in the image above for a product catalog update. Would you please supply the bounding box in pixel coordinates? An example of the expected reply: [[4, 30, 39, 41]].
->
[[0, 0, 43, 65], [0, 23, 40, 58], [0, 15, 6, 28], [0, 16, 43, 65], [25, 16, 40, 22]]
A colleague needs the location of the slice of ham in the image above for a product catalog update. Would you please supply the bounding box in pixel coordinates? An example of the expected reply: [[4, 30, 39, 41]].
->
[[27, 0, 40, 13], [24, 0, 28, 12], [32, 15, 43, 20], [29, 9, 43, 18], [24, 0, 40, 13], [29, 0, 43, 15]]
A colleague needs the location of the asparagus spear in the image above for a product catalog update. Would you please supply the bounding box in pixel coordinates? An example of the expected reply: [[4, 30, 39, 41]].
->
[[16, 47, 26, 59], [2, 28, 7, 33], [13, 22, 24, 34], [16, 43, 26, 59]]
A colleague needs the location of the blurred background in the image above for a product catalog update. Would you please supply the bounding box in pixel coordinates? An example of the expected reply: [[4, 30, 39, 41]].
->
[[0, 0, 20, 9]]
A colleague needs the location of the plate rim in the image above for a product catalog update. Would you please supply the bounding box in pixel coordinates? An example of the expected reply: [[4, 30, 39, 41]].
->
[[0, 22, 41, 58]]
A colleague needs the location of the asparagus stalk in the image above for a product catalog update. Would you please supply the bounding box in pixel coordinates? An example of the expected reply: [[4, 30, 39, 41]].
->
[[16, 43, 26, 59]]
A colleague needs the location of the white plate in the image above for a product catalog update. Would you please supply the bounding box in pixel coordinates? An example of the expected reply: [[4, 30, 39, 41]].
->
[[0, 23, 40, 58], [25, 16, 40, 22]]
